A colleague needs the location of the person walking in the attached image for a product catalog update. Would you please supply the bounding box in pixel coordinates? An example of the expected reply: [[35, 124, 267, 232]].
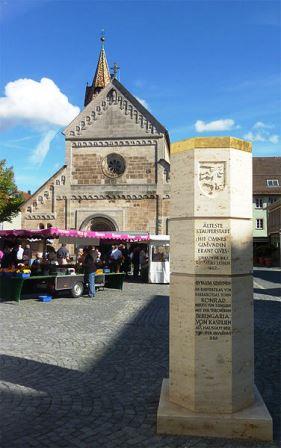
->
[[83, 246, 98, 298]]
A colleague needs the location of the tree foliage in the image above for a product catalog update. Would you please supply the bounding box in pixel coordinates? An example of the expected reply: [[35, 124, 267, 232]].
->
[[0, 159, 24, 223]]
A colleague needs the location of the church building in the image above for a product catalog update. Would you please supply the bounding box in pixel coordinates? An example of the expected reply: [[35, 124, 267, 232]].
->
[[21, 38, 171, 234]]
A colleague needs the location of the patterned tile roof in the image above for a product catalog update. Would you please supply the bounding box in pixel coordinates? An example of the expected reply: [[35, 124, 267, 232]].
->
[[253, 157, 281, 195], [92, 47, 111, 90]]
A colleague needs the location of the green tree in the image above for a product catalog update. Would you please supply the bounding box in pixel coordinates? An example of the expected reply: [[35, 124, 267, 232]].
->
[[0, 159, 24, 223]]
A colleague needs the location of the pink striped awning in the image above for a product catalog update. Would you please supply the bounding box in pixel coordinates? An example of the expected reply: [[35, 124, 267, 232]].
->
[[0, 227, 150, 242]]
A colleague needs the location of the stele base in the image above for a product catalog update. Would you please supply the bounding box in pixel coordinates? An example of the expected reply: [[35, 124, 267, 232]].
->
[[157, 379, 273, 441]]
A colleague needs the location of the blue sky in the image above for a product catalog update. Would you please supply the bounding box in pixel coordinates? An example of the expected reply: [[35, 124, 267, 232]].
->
[[0, 0, 280, 193]]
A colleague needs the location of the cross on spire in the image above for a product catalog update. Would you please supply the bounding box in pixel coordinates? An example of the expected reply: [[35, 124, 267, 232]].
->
[[111, 62, 120, 79]]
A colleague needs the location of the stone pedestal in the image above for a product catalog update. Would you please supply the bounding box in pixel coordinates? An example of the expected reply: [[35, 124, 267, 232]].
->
[[157, 137, 272, 441]]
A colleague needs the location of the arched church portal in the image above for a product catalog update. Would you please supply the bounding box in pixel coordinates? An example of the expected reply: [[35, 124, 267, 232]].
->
[[80, 215, 117, 232]]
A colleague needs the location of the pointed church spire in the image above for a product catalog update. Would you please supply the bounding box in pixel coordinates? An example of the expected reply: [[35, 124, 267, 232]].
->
[[92, 33, 111, 92], [84, 33, 111, 107]]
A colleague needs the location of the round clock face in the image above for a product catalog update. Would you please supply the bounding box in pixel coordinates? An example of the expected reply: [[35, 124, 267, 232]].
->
[[102, 153, 126, 178]]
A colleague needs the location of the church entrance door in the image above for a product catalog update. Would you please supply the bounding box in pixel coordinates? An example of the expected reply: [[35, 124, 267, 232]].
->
[[81, 215, 117, 232]]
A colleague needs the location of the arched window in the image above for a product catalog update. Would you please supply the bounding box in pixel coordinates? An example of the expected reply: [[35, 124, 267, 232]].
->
[[38, 223, 45, 229], [90, 217, 116, 231], [47, 223, 52, 228], [80, 215, 117, 232]]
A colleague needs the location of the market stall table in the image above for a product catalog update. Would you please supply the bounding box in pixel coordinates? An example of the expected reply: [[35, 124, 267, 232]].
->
[[0, 272, 125, 303]]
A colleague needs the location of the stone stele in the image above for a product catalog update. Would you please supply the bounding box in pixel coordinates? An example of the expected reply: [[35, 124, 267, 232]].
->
[[157, 137, 272, 441]]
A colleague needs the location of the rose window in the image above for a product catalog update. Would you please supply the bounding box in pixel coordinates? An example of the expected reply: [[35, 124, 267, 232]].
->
[[102, 153, 126, 178]]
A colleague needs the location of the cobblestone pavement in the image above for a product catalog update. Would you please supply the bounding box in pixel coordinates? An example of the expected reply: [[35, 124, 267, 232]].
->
[[0, 281, 280, 448]]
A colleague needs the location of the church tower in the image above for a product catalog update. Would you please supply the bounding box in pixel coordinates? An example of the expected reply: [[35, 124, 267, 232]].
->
[[21, 37, 171, 234], [84, 35, 111, 106]]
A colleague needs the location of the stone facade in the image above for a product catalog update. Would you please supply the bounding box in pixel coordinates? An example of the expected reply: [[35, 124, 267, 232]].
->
[[21, 71, 170, 233]]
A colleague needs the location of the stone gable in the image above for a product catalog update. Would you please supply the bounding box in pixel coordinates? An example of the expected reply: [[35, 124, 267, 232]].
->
[[64, 80, 165, 140], [21, 166, 67, 229]]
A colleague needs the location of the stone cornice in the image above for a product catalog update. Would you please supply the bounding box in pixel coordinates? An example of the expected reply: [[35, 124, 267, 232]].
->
[[69, 138, 158, 148], [172, 137, 252, 154], [61, 193, 170, 201], [62, 193, 158, 201], [26, 213, 56, 220]]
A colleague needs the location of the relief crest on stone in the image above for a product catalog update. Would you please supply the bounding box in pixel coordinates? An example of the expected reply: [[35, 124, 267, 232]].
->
[[198, 162, 225, 197]]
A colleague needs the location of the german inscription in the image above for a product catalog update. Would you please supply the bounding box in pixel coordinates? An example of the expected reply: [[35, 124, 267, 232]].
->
[[195, 280, 232, 340], [195, 221, 231, 273]]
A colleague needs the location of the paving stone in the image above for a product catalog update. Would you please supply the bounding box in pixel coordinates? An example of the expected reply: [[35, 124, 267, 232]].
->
[[0, 281, 279, 447]]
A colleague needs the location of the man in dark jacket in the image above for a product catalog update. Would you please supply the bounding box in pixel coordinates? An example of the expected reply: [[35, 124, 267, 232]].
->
[[56, 243, 69, 265], [83, 246, 98, 298]]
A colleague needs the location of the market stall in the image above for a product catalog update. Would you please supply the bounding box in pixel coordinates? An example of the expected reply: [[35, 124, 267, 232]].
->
[[0, 227, 150, 302], [148, 235, 170, 284], [0, 227, 149, 243]]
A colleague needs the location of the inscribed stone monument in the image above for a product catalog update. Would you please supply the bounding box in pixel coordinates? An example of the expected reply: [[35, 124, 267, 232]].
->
[[157, 137, 272, 441]]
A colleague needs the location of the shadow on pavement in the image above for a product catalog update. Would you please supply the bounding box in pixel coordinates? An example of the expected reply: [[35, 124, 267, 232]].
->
[[254, 287, 281, 298], [254, 269, 281, 285], [0, 294, 280, 447]]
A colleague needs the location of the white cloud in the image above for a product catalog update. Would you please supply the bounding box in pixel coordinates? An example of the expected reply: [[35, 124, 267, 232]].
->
[[135, 96, 149, 110], [0, 77, 80, 130], [195, 119, 236, 132], [244, 131, 279, 144], [253, 121, 273, 129], [244, 122, 279, 145], [268, 134, 279, 144], [244, 131, 265, 142], [29, 130, 57, 166]]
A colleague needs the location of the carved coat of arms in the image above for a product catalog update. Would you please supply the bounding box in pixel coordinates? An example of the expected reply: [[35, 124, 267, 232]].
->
[[198, 162, 225, 197]]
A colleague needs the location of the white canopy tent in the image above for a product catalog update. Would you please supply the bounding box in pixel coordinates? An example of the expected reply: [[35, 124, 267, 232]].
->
[[148, 235, 170, 284]]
